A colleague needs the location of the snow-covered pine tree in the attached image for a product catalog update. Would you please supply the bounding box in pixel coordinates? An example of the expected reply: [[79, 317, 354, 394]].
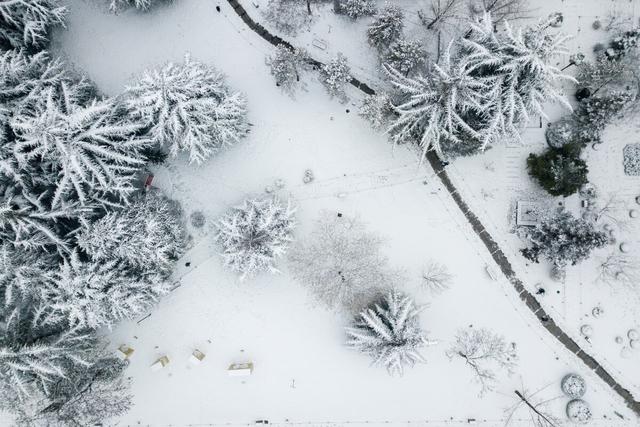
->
[[77, 191, 187, 277], [0, 0, 66, 50], [14, 356, 132, 426], [462, 14, 575, 138], [336, 0, 376, 19], [215, 197, 296, 280], [383, 39, 427, 76], [367, 4, 404, 49], [11, 91, 149, 209], [319, 53, 352, 101], [0, 292, 96, 402], [386, 44, 491, 159], [521, 210, 608, 268], [266, 45, 309, 95], [41, 251, 169, 329], [346, 290, 433, 376], [124, 55, 249, 165], [359, 92, 394, 131], [527, 145, 589, 197]]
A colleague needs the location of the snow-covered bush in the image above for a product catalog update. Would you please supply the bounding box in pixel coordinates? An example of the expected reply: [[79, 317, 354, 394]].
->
[[266, 45, 309, 95], [545, 118, 579, 148], [367, 4, 404, 49], [289, 212, 399, 310], [447, 327, 518, 395], [359, 92, 394, 130], [606, 28, 640, 60], [346, 290, 431, 376], [561, 373, 586, 398], [41, 251, 169, 329], [0, 0, 66, 50], [575, 92, 633, 143], [124, 55, 249, 165], [576, 55, 637, 97], [335, 0, 376, 19], [566, 399, 592, 424], [108, 0, 172, 12], [521, 210, 608, 268], [319, 53, 351, 101], [623, 143, 640, 176], [383, 39, 427, 76], [527, 145, 588, 197], [215, 197, 296, 279], [77, 191, 187, 276]]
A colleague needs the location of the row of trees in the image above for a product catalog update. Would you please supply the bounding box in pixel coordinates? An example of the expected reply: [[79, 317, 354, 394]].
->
[[0, 3, 251, 423]]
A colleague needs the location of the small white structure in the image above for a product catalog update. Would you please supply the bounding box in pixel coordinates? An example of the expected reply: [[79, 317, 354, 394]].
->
[[580, 325, 593, 338], [312, 38, 328, 50], [485, 265, 499, 281], [151, 356, 170, 371], [189, 349, 206, 365], [116, 344, 134, 360], [516, 201, 541, 227], [228, 362, 253, 376]]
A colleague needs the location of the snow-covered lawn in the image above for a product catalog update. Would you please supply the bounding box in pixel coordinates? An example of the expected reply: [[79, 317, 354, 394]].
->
[[50, 0, 639, 425]]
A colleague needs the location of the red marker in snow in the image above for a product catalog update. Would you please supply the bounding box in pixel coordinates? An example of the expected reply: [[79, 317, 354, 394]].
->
[[144, 173, 154, 191]]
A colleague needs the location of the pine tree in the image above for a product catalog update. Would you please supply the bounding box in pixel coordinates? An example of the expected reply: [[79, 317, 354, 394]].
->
[[266, 45, 309, 95], [383, 39, 427, 76], [319, 53, 352, 101], [11, 92, 149, 208], [215, 197, 296, 279], [41, 251, 169, 329], [109, 0, 171, 12], [521, 210, 608, 267], [527, 145, 588, 197], [359, 92, 394, 131], [367, 4, 404, 49], [77, 191, 187, 277], [346, 290, 433, 376], [124, 55, 249, 165], [0, 0, 66, 50], [337, 0, 376, 19], [386, 45, 490, 158]]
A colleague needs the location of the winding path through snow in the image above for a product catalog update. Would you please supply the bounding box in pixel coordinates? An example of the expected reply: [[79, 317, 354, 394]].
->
[[224, 0, 640, 417]]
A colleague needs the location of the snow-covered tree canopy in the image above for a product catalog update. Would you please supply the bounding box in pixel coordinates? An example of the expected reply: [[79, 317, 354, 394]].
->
[[108, 0, 172, 12], [77, 190, 187, 277], [289, 212, 400, 310], [521, 210, 609, 268], [266, 45, 309, 95], [41, 251, 169, 329], [367, 4, 404, 49], [383, 39, 427, 76], [346, 290, 433, 376], [336, 0, 376, 19], [386, 13, 574, 159], [215, 197, 296, 280], [124, 55, 249, 165], [319, 53, 352, 101], [0, 0, 66, 50]]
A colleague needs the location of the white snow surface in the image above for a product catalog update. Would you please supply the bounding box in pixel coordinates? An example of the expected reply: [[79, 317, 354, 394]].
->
[[27, 0, 640, 425]]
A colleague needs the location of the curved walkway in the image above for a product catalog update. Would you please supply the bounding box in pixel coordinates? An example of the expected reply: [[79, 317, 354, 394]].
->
[[224, 0, 640, 417]]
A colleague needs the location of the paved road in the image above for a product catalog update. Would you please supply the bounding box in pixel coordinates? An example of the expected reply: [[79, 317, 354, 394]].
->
[[223, 0, 640, 417]]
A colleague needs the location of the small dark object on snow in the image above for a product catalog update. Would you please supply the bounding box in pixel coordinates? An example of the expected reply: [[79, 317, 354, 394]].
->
[[346, 109, 350, 113], [592, 20, 602, 30], [536, 288, 546, 295], [337, 212, 342, 217], [541, 315, 550, 322], [575, 87, 591, 101], [185, 262, 191, 267], [216, 5, 221, 12]]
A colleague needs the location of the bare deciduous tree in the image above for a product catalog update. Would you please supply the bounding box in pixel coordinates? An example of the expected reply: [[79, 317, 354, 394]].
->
[[505, 381, 563, 427], [288, 212, 400, 311], [472, 0, 534, 25], [421, 259, 453, 293], [597, 253, 640, 288], [447, 328, 518, 396], [418, 0, 463, 60]]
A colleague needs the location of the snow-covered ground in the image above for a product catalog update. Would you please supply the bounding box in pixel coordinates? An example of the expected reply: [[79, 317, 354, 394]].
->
[[48, 0, 640, 425]]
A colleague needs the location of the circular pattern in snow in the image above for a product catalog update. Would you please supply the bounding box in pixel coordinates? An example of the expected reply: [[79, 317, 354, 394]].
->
[[562, 374, 587, 398], [591, 306, 603, 318], [628, 329, 639, 340], [615, 336, 624, 344], [630, 340, 639, 349], [580, 325, 593, 337], [566, 399, 592, 424], [620, 242, 630, 253]]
